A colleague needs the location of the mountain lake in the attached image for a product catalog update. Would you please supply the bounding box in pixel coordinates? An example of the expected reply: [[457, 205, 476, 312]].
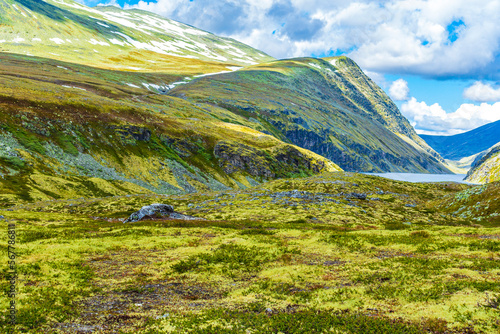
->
[[364, 173, 477, 184]]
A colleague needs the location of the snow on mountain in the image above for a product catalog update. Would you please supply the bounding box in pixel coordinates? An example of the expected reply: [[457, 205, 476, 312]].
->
[[0, 0, 273, 70]]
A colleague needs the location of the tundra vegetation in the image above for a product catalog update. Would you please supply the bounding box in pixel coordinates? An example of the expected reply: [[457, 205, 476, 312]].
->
[[0, 173, 499, 333]]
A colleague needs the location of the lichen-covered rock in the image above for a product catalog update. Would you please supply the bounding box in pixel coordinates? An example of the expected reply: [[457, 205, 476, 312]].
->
[[123, 203, 203, 223], [214, 140, 338, 179]]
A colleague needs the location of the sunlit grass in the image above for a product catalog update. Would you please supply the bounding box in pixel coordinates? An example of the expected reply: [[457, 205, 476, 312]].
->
[[1, 173, 498, 333]]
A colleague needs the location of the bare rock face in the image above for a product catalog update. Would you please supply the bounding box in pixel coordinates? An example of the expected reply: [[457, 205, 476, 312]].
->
[[214, 141, 275, 178], [213, 141, 330, 179], [123, 203, 203, 223]]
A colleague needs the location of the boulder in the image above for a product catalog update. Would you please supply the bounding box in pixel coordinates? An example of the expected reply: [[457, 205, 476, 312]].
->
[[123, 203, 203, 223]]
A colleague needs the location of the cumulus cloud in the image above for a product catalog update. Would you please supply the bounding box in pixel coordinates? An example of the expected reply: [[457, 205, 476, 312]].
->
[[388, 79, 409, 101], [401, 97, 500, 135], [463, 81, 500, 102], [111, 0, 500, 80]]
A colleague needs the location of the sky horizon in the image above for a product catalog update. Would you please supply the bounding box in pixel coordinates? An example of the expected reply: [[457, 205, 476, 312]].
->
[[78, 0, 500, 136]]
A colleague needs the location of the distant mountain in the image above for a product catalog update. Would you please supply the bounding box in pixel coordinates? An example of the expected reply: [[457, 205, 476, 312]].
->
[[421, 120, 500, 160], [0, 0, 273, 73], [170, 56, 450, 173], [465, 143, 500, 184]]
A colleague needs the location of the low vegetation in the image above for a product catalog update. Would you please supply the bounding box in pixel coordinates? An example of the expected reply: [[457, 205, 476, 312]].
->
[[1, 173, 498, 333]]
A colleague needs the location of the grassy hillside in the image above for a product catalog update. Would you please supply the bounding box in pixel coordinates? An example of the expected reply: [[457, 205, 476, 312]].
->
[[465, 144, 500, 184], [1, 172, 499, 333], [0, 52, 339, 206], [0, 0, 273, 72], [170, 57, 450, 173]]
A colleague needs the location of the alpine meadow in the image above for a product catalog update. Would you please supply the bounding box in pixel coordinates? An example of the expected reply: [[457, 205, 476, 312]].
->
[[0, 0, 499, 333]]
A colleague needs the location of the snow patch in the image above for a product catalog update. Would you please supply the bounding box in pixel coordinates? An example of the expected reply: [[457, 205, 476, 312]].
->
[[32, 38, 42, 42], [308, 63, 322, 70], [13, 37, 25, 43], [126, 83, 140, 88], [96, 22, 110, 28], [89, 39, 110, 46], [109, 38, 127, 46], [62, 85, 87, 91], [50, 38, 65, 44], [142, 83, 169, 92], [12, 4, 27, 17], [194, 70, 232, 78], [57, 66, 69, 70]]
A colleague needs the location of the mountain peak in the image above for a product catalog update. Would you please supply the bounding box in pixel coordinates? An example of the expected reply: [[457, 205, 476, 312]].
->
[[0, 0, 274, 72]]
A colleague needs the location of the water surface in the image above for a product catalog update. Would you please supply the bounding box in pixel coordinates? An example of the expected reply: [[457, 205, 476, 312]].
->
[[364, 173, 476, 184]]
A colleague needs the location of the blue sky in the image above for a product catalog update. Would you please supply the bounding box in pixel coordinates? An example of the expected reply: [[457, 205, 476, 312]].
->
[[80, 0, 500, 135]]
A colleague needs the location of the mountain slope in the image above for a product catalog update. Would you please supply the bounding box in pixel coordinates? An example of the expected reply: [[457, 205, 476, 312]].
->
[[0, 53, 339, 207], [465, 143, 500, 184], [421, 120, 500, 160], [0, 0, 273, 73], [170, 56, 450, 173]]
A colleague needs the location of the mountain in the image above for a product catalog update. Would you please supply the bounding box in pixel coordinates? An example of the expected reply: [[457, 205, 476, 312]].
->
[[170, 56, 450, 173], [465, 143, 500, 184], [0, 52, 339, 206], [0, 0, 273, 73], [0, 0, 453, 206], [420, 120, 500, 160]]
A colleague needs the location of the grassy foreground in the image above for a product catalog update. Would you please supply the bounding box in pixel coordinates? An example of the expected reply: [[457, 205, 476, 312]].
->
[[0, 172, 499, 333]]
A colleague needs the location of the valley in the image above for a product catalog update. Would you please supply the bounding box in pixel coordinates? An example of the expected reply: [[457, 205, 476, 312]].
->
[[0, 0, 499, 333]]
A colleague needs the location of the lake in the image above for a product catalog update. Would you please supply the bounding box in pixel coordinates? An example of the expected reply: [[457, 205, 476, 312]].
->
[[363, 173, 477, 184]]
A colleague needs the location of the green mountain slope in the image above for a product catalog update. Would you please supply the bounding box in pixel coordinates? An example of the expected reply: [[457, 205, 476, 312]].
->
[[0, 53, 339, 206], [465, 143, 500, 184], [0, 0, 273, 73], [169, 57, 450, 173]]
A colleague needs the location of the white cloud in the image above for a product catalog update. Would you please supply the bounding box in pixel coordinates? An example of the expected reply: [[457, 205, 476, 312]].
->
[[463, 81, 500, 102], [116, 0, 500, 80], [388, 79, 409, 101], [401, 97, 500, 135]]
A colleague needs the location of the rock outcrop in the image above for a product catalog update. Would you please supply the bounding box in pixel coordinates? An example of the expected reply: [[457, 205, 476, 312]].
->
[[465, 144, 500, 184], [214, 141, 338, 179], [123, 203, 203, 223]]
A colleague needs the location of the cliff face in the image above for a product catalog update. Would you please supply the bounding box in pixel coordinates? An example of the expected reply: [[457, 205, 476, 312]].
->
[[465, 144, 500, 184], [170, 57, 450, 173]]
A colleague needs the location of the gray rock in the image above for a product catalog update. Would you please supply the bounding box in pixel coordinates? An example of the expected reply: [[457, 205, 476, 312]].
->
[[123, 203, 204, 223], [348, 192, 367, 200]]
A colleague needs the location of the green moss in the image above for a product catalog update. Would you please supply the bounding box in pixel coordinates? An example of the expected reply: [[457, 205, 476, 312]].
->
[[0, 156, 25, 169], [55, 132, 79, 156], [9, 127, 46, 155]]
